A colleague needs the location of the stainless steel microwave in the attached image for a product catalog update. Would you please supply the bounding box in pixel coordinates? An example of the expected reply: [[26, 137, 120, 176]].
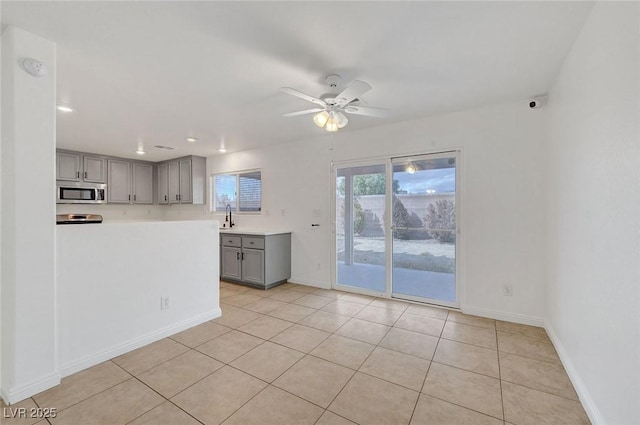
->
[[56, 182, 107, 204]]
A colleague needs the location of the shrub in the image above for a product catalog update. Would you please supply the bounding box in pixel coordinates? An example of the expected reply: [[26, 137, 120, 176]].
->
[[424, 199, 456, 243], [353, 197, 365, 236], [391, 195, 411, 239]]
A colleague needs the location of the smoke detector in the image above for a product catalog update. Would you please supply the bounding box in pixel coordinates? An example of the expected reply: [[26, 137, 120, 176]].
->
[[21, 58, 47, 77]]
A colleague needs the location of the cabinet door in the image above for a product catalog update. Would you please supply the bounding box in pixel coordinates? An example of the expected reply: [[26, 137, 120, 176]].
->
[[57, 152, 81, 181], [108, 159, 131, 203], [221, 247, 242, 281], [132, 162, 153, 204], [157, 163, 169, 204], [83, 155, 106, 183], [242, 248, 265, 285], [168, 161, 180, 204], [179, 159, 192, 203]]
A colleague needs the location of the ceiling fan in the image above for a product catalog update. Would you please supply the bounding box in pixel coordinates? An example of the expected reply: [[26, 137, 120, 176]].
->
[[281, 74, 389, 132]]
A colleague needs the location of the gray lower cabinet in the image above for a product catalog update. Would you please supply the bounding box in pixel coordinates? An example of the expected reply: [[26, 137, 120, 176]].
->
[[220, 232, 291, 289]]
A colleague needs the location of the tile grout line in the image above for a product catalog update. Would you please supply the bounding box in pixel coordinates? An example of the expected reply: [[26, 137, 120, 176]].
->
[[226, 283, 582, 421], [30, 363, 136, 417], [110, 359, 206, 425], [408, 309, 449, 424]]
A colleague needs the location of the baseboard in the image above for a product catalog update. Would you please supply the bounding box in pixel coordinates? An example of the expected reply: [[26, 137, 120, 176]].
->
[[545, 322, 604, 425], [460, 304, 545, 327], [59, 308, 222, 377], [287, 277, 329, 289], [1, 371, 61, 405]]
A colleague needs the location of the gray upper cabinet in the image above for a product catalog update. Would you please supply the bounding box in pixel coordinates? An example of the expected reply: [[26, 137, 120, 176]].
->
[[57, 151, 106, 183], [168, 161, 180, 204], [55, 149, 204, 206], [109, 159, 155, 204], [159, 156, 206, 205], [178, 158, 193, 204], [157, 163, 169, 204], [108, 159, 132, 203], [83, 155, 106, 183], [132, 162, 153, 204], [57, 152, 81, 181]]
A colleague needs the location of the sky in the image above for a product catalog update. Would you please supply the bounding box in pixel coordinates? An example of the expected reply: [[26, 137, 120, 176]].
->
[[396, 167, 455, 194]]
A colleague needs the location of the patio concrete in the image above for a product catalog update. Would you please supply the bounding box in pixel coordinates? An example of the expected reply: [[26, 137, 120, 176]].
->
[[337, 262, 455, 302]]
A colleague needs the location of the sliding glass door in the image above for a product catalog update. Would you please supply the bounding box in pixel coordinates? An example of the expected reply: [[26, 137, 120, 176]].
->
[[335, 163, 387, 294], [333, 152, 459, 307], [391, 154, 457, 305]]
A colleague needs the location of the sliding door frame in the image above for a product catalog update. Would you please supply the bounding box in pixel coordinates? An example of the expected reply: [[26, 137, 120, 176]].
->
[[330, 149, 465, 308], [390, 151, 461, 308]]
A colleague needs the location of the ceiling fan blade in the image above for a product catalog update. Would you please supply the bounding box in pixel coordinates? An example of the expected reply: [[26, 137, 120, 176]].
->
[[280, 87, 326, 107], [283, 108, 324, 117], [343, 105, 389, 118], [335, 80, 372, 107]]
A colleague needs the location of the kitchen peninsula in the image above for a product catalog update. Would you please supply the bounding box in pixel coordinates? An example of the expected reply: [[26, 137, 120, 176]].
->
[[56, 220, 220, 376]]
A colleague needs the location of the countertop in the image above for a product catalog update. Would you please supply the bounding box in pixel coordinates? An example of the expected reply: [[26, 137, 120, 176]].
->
[[219, 228, 291, 236]]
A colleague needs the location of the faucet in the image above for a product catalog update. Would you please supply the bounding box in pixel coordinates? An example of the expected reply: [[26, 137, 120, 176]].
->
[[225, 204, 235, 228]]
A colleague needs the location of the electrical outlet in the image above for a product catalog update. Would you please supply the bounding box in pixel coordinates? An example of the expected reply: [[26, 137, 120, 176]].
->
[[502, 285, 513, 296], [160, 296, 170, 310]]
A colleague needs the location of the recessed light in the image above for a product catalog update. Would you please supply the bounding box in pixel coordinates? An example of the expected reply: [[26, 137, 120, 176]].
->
[[56, 105, 73, 112], [218, 147, 227, 153], [136, 149, 146, 155], [186, 137, 197, 142]]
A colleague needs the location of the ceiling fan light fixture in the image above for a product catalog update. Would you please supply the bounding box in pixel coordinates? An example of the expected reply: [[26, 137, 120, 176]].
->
[[325, 111, 339, 132], [313, 111, 329, 127], [325, 121, 339, 132], [336, 112, 349, 129]]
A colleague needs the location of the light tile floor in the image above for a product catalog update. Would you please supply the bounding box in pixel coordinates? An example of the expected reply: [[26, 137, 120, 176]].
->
[[2, 282, 590, 425]]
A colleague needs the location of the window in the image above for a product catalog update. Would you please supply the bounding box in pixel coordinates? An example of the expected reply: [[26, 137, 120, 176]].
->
[[212, 170, 261, 213]]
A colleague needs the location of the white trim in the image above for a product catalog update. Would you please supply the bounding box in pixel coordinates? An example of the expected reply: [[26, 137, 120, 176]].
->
[[545, 323, 604, 425], [59, 308, 221, 378], [1, 372, 61, 405], [460, 304, 544, 327]]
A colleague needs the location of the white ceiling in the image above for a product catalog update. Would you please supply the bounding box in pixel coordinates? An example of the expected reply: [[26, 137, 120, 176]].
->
[[2, 1, 594, 161]]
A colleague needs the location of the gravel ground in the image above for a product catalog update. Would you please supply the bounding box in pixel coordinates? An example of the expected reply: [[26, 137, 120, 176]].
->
[[337, 235, 455, 258]]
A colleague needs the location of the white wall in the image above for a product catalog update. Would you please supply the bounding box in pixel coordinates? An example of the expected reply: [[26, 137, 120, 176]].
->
[[545, 3, 640, 425], [57, 220, 220, 376], [207, 99, 548, 323], [1, 26, 59, 403]]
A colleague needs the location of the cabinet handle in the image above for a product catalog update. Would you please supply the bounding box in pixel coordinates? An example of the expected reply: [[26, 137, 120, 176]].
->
[[176, 194, 178, 201], [134, 194, 137, 201], [76, 171, 80, 178], [128, 194, 131, 201], [164, 195, 167, 201], [241, 252, 245, 261], [236, 252, 240, 260], [84, 171, 87, 179]]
